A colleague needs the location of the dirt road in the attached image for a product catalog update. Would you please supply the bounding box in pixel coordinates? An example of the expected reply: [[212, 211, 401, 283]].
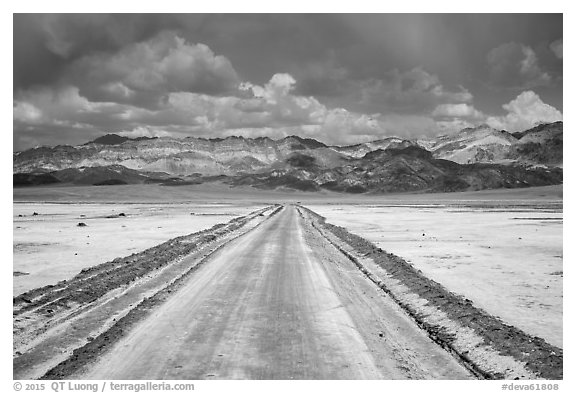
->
[[76, 205, 472, 379]]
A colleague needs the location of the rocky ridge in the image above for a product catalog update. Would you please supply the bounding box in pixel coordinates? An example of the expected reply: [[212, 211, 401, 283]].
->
[[13, 122, 563, 194]]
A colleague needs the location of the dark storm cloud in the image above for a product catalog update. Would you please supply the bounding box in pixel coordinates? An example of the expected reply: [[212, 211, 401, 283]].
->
[[14, 14, 198, 90], [14, 14, 563, 89], [13, 14, 563, 150], [13, 14, 354, 91], [67, 31, 241, 109], [486, 42, 553, 89]]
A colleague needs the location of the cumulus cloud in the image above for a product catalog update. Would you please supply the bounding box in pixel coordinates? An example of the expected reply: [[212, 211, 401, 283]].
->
[[70, 32, 240, 106], [237, 73, 327, 126], [316, 109, 383, 144], [160, 75, 356, 143], [13, 86, 110, 127], [430, 103, 485, 134], [12, 24, 488, 148], [12, 73, 330, 145], [13, 85, 141, 149], [550, 39, 563, 59], [432, 103, 484, 119], [164, 74, 444, 144], [13, 101, 44, 124], [486, 91, 562, 132], [12, 68, 476, 148], [116, 72, 446, 144], [13, 32, 249, 150], [20, 30, 552, 149], [487, 42, 552, 88]]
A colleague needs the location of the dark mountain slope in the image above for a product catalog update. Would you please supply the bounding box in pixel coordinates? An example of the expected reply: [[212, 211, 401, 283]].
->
[[508, 122, 563, 166], [13, 173, 62, 187], [86, 134, 158, 145], [231, 146, 562, 194]]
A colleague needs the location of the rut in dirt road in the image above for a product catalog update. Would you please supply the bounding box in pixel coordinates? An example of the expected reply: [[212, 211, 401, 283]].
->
[[72, 205, 473, 380]]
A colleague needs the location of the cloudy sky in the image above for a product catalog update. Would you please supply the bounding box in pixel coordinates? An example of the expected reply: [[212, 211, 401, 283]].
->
[[13, 14, 563, 150]]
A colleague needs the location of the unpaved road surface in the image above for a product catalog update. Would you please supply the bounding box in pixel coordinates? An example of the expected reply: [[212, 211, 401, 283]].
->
[[75, 206, 472, 379]]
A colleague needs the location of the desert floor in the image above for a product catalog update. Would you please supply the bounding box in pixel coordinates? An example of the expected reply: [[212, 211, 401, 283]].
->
[[13, 184, 562, 379], [308, 202, 563, 348]]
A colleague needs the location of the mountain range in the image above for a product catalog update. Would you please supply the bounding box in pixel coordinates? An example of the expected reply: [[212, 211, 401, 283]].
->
[[13, 122, 563, 194], [418, 121, 563, 166]]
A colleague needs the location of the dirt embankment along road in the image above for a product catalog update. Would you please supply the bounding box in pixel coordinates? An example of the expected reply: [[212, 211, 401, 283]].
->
[[14, 204, 561, 380]]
